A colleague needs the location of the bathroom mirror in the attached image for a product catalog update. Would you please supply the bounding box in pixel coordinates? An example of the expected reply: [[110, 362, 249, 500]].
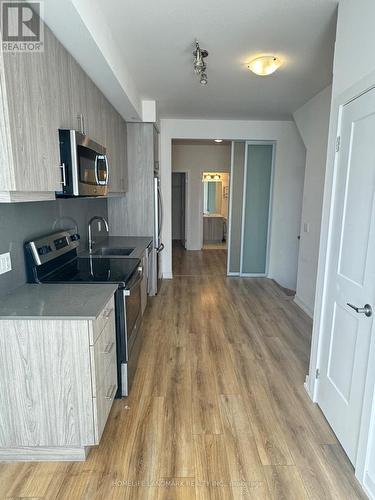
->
[[203, 180, 222, 214]]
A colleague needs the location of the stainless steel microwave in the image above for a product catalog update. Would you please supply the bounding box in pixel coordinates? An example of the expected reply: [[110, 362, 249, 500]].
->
[[57, 129, 109, 197]]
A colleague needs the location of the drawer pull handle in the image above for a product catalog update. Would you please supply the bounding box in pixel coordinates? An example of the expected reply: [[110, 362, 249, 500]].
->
[[103, 341, 115, 354], [105, 384, 117, 400], [103, 309, 113, 320]]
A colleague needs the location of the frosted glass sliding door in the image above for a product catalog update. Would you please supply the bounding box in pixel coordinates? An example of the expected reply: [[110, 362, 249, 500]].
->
[[228, 142, 245, 273], [241, 143, 274, 275]]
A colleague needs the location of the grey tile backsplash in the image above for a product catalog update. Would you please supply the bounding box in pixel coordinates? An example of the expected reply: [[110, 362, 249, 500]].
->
[[0, 198, 108, 297]]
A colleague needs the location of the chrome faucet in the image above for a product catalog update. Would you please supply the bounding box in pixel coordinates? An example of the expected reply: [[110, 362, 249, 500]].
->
[[88, 216, 109, 253]]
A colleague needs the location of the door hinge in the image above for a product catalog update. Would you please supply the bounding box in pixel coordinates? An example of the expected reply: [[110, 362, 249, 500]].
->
[[315, 368, 320, 379], [335, 136, 341, 152]]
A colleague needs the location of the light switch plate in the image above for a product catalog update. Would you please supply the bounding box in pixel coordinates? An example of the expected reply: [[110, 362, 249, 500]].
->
[[0, 252, 12, 275], [304, 223, 310, 233]]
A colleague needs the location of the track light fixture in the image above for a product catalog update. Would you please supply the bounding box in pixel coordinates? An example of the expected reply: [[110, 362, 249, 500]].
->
[[193, 40, 209, 86]]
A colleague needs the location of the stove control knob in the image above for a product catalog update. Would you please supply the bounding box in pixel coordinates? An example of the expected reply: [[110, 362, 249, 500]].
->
[[38, 245, 52, 256]]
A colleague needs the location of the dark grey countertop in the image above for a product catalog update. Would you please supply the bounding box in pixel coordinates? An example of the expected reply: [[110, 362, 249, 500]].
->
[[0, 284, 118, 320], [79, 235, 153, 259]]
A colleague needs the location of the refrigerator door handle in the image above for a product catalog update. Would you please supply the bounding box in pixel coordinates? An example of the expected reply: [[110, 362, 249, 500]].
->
[[158, 185, 163, 237], [154, 177, 159, 248]]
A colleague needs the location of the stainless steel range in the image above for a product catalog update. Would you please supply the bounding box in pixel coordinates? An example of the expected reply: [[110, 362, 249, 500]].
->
[[25, 230, 143, 397]]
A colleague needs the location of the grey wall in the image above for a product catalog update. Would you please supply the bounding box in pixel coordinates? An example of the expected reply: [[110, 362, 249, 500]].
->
[[172, 172, 185, 241], [293, 86, 332, 316], [0, 198, 108, 296]]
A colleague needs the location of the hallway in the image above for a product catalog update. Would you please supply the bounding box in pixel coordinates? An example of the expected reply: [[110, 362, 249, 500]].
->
[[0, 254, 365, 499], [173, 243, 227, 276]]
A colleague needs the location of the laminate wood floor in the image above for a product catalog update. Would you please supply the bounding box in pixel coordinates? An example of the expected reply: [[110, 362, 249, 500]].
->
[[173, 244, 227, 276], [0, 251, 366, 499], [203, 242, 227, 250]]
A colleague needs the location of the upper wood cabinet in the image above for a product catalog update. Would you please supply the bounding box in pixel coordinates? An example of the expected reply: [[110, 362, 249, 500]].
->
[[86, 84, 106, 146], [0, 21, 127, 202], [105, 103, 128, 194], [0, 42, 61, 201], [108, 123, 157, 236], [119, 117, 129, 193], [67, 56, 89, 132]]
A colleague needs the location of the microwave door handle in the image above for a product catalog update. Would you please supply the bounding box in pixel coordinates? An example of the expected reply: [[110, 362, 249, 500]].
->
[[94, 154, 100, 185], [95, 154, 109, 186], [103, 154, 109, 185], [60, 162, 67, 187]]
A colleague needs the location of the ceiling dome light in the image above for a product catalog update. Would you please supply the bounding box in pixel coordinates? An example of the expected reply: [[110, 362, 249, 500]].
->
[[214, 139, 223, 143], [247, 56, 282, 76]]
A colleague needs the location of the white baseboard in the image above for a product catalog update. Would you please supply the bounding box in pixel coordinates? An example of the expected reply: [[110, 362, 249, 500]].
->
[[163, 272, 173, 279], [304, 375, 314, 401], [364, 471, 375, 500], [294, 295, 314, 318]]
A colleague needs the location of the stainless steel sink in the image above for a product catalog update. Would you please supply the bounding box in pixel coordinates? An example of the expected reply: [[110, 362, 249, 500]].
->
[[92, 247, 135, 256]]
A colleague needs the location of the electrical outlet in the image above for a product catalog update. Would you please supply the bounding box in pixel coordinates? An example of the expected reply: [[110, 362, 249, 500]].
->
[[0, 252, 12, 275]]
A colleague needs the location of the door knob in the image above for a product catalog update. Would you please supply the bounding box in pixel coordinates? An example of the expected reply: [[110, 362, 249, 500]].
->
[[347, 303, 373, 317]]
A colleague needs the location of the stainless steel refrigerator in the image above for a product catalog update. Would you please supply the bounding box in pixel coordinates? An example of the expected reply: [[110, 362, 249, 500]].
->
[[153, 164, 164, 293], [108, 122, 163, 295]]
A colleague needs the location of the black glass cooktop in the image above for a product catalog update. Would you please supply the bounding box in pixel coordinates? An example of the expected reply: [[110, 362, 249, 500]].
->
[[41, 257, 140, 287]]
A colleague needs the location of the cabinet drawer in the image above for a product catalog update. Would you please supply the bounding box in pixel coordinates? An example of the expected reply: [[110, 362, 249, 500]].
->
[[90, 297, 115, 345], [93, 351, 117, 443], [90, 308, 117, 444], [91, 310, 116, 397]]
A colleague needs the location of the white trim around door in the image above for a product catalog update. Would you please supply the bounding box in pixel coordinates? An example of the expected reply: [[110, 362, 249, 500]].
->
[[227, 142, 235, 276]]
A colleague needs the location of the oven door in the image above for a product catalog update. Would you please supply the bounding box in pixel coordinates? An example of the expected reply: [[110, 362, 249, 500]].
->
[[124, 264, 143, 359]]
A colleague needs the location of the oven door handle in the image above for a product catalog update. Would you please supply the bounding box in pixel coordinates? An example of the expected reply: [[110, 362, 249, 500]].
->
[[124, 266, 143, 296]]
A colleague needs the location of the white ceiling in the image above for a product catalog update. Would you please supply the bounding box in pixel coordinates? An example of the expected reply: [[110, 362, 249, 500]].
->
[[99, 0, 338, 120]]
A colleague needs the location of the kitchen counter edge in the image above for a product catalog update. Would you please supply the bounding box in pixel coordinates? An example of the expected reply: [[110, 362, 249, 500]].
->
[[0, 283, 118, 320]]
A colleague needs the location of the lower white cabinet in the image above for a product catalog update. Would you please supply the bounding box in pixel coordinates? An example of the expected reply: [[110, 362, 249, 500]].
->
[[203, 215, 225, 243], [0, 297, 117, 461]]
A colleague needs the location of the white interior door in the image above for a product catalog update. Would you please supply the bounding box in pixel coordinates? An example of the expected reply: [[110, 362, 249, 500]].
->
[[317, 87, 375, 465]]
